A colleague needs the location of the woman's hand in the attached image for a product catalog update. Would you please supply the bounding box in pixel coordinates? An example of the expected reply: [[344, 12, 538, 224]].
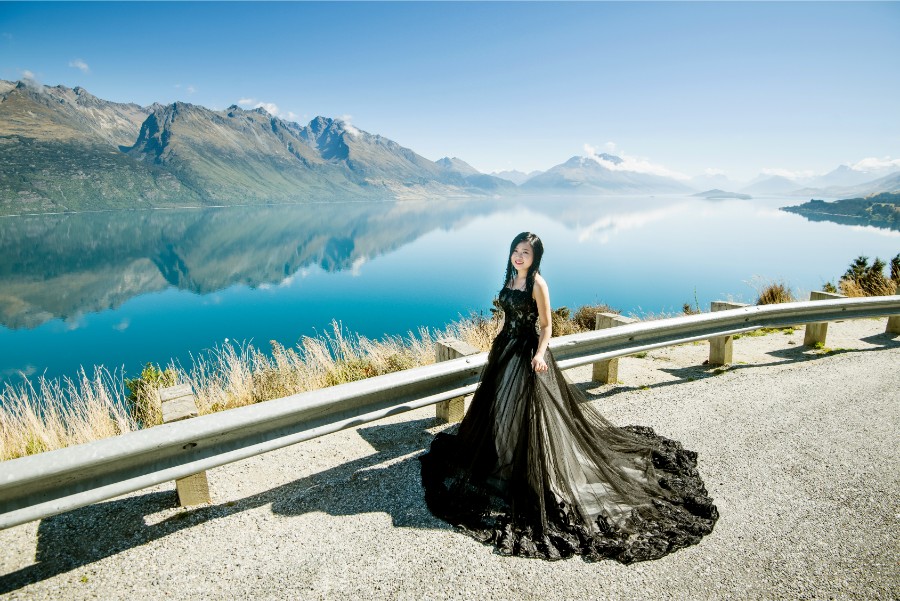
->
[[531, 353, 548, 373]]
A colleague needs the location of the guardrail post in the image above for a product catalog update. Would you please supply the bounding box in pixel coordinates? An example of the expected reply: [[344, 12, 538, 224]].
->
[[888, 284, 900, 335], [709, 301, 749, 365], [434, 339, 480, 423], [804, 291, 846, 346], [592, 313, 638, 383], [160, 384, 211, 506]]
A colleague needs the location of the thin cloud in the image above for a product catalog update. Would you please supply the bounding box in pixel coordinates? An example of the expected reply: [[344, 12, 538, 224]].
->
[[255, 102, 279, 116], [338, 114, 360, 137], [760, 167, 817, 180], [849, 156, 900, 172], [174, 84, 196, 95], [20, 70, 43, 90], [69, 59, 90, 73], [703, 168, 728, 177], [584, 143, 690, 181], [237, 97, 282, 117]]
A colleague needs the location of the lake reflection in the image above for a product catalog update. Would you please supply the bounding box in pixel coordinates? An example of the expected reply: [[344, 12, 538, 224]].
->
[[0, 195, 897, 384]]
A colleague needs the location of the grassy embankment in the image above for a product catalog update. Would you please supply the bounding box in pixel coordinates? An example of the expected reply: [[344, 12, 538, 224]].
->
[[1, 255, 897, 461]]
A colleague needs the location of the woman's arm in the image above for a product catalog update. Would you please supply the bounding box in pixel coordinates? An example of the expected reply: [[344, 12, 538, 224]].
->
[[531, 275, 552, 372]]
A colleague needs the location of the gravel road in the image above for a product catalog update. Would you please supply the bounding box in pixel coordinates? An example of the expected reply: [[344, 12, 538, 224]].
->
[[1, 318, 897, 600]]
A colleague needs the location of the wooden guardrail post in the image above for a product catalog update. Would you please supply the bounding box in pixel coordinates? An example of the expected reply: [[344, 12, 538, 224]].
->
[[804, 291, 846, 346], [160, 384, 211, 506], [887, 284, 900, 334], [709, 301, 749, 366], [434, 338, 480, 423], [592, 313, 638, 383]]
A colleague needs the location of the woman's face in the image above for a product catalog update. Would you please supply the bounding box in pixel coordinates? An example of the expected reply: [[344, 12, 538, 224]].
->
[[510, 241, 534, 273]]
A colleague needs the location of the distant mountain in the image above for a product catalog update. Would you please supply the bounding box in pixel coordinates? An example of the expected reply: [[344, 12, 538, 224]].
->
[[492, 169, 543, 185], [0, 80, 512, 214], [436, 156, 480, 177], [688, 172, 741, 192], [692, 189, 752, 200], [781, 192, 900, 230], [435, 156, 516, 192], [522, 155, 693, 194], [740, 175, 805, 196], [810, 163, 900, 189], [125, 103, 366, 201], [794, 170, 900, 199]]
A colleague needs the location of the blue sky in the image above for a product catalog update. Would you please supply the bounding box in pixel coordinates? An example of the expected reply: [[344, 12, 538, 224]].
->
[[2, 1, 899, 181]]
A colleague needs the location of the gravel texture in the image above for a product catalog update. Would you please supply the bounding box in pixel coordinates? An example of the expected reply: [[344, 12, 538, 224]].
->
[[1, 318, 898, 600]]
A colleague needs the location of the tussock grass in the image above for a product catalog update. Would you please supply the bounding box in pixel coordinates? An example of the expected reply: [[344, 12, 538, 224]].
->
[[755, 281, 796, 305], [1, 302, 631, 460], [0, 368, 136, 461], [0, 316, 505, 461], [571, 304, 619, 330]]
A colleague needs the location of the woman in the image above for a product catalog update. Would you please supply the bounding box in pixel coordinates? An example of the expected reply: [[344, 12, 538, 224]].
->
[[419, 232, 718, 562]]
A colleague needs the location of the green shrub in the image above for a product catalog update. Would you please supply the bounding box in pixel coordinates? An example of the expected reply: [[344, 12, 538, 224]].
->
[[839, 255, 898, 296], [125, 363, 178, 427]]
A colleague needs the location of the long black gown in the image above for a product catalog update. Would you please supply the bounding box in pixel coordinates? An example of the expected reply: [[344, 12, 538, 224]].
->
[[419, 286, 718, 563]]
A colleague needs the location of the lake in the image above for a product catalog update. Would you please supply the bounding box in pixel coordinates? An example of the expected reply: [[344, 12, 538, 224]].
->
[[1, 194, 897, 387]]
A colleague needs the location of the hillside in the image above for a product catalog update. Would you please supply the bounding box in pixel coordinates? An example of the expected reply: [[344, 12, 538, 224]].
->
[[0, 80, 511, 213], [781, 192, 900, 230]]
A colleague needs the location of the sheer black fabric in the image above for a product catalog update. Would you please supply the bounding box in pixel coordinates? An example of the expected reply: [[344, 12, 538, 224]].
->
[[419, 287, 718, 563]]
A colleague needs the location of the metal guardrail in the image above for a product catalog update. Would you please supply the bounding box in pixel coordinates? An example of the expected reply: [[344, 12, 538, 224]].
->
[[1, 295, 898, 529]]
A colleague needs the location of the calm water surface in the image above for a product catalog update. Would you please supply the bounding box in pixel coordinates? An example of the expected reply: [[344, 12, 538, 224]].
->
[[0, 195, 897, 387]]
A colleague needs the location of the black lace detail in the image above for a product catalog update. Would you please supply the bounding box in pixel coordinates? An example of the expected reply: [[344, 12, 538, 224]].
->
[[420, 287, 718, 563], [498, 287, 538, 337]]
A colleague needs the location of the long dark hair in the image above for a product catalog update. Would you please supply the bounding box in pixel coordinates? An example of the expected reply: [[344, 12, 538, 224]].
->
[[501, 231, 544, 293]]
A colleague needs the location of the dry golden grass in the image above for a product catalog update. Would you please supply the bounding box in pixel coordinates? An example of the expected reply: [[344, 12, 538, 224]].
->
[[571, 303, 618, 330], [838, 277, 899, 297], [0, 316, 505, 461], [0, 368, 136, 461], [0, 303, 636, 461], [756, 281, 796, 305], [838, 255, 900, 297]]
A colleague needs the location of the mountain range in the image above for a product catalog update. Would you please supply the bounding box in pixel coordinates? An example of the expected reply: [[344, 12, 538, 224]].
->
[[520, 155, 694, 194], [1, 79, 898, 214], [0, 80, 514, 213]]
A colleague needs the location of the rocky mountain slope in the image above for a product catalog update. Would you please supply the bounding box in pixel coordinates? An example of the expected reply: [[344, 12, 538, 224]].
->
[[0, 80, 511, 213]]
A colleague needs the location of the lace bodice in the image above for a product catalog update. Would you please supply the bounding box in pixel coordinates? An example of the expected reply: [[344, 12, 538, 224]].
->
[[498, 287, 538, 335]]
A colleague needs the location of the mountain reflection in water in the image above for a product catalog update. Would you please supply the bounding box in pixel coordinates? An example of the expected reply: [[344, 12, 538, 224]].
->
[[0, 195, 897, 384], [0, 199, 498, 330]]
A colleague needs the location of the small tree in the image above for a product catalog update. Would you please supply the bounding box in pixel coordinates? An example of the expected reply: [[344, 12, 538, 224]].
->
[[839, 255, 896, 296]]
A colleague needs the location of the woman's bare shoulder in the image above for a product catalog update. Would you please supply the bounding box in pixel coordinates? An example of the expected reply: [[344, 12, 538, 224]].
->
[[532, 274, 550, 300]]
